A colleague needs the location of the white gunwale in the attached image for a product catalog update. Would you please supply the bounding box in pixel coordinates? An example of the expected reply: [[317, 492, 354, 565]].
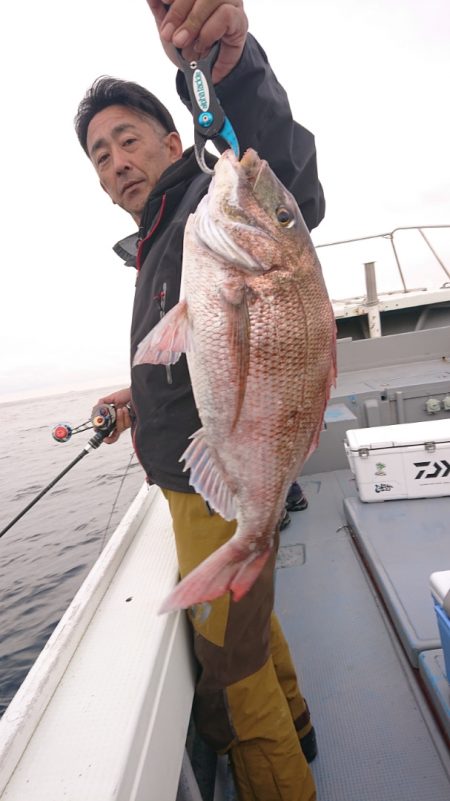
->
[[0, 484, 195, 801]]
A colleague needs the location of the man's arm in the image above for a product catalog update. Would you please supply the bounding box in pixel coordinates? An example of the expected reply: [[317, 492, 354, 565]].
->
[[213, 35, 325, 231], [177, 31, 325, 231], [146, 1, 324, 230]]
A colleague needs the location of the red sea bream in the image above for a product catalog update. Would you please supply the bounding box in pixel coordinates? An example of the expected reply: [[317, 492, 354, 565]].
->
[[133, 148, 336, 613]]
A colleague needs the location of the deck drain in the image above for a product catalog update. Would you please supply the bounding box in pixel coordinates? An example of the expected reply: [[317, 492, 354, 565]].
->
[[276, 543, 305, 569]]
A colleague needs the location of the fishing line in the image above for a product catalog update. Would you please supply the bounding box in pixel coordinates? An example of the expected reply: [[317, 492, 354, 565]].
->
[[97, 450, 136, 554]]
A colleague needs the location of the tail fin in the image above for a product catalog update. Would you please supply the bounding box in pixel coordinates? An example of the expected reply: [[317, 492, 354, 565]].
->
[[159, 539, 272, 614]]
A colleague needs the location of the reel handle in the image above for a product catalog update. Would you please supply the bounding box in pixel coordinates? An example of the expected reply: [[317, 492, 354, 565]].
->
[[90, 403, 117, 435], [52, 403, 117, 443]]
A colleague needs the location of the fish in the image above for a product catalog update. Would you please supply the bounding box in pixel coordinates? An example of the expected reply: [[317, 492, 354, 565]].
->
[[133, 148, 336, 613]]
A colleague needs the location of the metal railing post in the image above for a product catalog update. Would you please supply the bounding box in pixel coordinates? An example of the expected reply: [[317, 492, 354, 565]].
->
[[364, 261, 382, 337]]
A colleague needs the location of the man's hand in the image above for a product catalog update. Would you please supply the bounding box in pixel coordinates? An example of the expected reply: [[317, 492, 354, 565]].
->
[[146, 1, 248, 84], [96, 387, 133, 444]]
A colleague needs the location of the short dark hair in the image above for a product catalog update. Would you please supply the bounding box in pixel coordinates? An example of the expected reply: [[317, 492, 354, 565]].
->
[[75, 76, 178, 156]]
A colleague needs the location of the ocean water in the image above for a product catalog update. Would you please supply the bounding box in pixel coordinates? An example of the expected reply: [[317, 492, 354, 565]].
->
[[0, 387, 144, 716]]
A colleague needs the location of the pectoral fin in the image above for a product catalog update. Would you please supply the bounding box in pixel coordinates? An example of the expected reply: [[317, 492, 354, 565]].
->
[[133, 300, 192, 366]]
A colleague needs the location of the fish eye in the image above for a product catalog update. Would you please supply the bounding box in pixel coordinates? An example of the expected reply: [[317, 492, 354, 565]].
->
[[276, 206, 295, 227]]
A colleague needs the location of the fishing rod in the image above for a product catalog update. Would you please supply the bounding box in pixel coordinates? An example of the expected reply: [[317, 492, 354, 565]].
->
[[0, 403, 118, 539]]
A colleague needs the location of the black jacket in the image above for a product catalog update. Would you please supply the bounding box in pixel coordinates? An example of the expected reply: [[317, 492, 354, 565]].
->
[[114, 35, 325, 492]]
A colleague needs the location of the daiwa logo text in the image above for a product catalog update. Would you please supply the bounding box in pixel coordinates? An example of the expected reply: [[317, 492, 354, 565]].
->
[[414, 460, 450, 479], [193, 70, 210, 111]]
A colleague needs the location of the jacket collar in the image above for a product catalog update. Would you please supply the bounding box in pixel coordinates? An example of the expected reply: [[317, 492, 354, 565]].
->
[[113, 146, 216, 268]]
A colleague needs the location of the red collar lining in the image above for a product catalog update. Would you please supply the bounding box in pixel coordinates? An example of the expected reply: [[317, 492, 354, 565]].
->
[[136, 193, 167, 272]]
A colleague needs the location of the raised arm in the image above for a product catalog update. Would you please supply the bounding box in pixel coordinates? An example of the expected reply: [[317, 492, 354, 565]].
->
[[146, 1, 325, 231], [175, 30, 325, 231], [211, 34, 326, 231]]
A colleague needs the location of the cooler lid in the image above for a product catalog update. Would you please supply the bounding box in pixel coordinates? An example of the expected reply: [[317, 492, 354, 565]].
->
[[429, 570, 450, 606], [345, 419, 450, 451]]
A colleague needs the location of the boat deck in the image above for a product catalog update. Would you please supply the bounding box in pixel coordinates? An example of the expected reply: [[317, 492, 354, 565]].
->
[[271, 468, 450, 801], [1, 468, 449, 800]]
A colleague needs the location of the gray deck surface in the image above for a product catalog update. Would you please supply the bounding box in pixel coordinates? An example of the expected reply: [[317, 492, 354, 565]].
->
[[274, 469, 450, 801], [343, 494, 450, 666]]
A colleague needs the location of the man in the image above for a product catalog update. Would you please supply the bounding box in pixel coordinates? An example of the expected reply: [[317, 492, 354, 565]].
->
[[75, 2, 324, 799]]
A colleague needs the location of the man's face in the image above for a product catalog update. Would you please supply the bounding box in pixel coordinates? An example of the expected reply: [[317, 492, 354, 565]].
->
[[86, 105, 182, 224]]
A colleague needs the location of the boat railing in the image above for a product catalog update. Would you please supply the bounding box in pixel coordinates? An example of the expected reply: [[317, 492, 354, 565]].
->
[[315, 225, 450, 336]]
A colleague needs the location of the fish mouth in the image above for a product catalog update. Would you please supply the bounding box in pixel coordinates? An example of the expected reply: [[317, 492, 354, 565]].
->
[[194, 150, 275, 272], [219, 148, 266, 191], [238, 149, 266, 189]]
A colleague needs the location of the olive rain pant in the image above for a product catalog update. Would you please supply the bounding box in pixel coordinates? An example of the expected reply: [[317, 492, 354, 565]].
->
[[163, 490, 316, 801]]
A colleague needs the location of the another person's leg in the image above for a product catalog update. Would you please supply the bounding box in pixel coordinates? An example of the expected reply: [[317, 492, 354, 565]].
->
[[280, 482, 308, 532], [286, 481, 308, 512]]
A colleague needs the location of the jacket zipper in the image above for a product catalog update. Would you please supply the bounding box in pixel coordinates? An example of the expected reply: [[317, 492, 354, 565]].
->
[[155, 281, 172, 385]]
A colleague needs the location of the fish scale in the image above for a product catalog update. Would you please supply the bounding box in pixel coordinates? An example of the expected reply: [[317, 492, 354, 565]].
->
[[133, 148, 336, 613]]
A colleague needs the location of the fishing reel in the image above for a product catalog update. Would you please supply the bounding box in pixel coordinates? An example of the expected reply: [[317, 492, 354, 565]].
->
[[1, 403, 120, 540], [52, 403, 117, 444]]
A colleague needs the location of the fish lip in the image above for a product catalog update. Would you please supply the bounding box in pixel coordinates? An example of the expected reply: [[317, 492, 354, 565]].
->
[[239, 149, 266, 187], [219, 148, 265, 189]]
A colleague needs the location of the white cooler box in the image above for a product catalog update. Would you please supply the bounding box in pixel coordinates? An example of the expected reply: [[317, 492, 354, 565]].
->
[[345, 419, 450, 502]]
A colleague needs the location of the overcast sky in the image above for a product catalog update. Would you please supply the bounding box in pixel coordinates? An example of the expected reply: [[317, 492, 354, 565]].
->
[[1, 0, 449, 401]]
